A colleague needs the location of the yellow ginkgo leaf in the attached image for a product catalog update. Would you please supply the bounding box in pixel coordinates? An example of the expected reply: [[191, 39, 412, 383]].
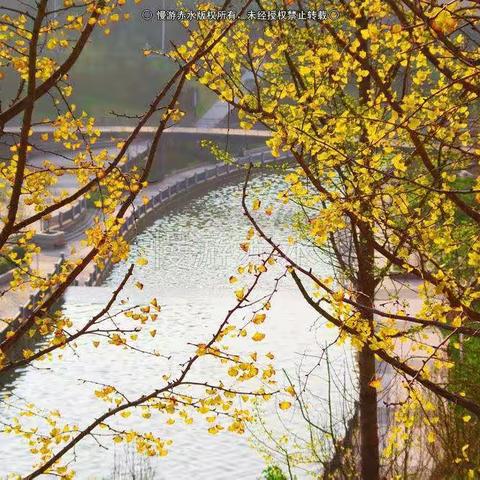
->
[[391, 24, 402, 34], [285, 386, 296, 396], [235, 288, 245, 301], [240, 242, 249, 252], [136, 257, 148, 266], [252, 332, 265, 342], [253, 313, 266, 324], [392, 154, 407, 172], [22, 349, 34, 359], [279, 401, 292, 410], [369, 378, 381, 389]]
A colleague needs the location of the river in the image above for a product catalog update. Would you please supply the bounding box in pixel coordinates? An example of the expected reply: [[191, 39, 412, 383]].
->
[[0, 173, 354, 479]]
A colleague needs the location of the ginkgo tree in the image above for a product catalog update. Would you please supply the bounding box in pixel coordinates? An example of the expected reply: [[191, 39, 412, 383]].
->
[[0, 0, 298, 478], [172, 0, 480, 478]]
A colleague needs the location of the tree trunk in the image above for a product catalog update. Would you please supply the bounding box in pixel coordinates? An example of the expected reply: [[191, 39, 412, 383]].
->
[[358, 344, 380, 480], [356, 223, 380, 480], [355, 6, 381, 478]]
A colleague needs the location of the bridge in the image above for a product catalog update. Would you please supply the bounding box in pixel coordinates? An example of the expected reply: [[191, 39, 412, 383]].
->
[[3, 125, 272, 138], [4, 124, 273, 182], [3, 124, 272, 182]]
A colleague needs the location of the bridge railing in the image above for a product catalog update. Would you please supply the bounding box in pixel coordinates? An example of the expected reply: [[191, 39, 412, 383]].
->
[[0, 253, 71, 342], [41, 198, 88, 232], [81, 117, 234, 129]]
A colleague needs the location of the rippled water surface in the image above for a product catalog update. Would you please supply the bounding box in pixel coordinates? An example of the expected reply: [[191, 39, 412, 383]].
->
[[0, 174, 354, 479]]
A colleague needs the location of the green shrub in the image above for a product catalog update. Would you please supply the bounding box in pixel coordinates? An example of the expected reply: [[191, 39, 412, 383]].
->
[[262, 465, 288, 480]]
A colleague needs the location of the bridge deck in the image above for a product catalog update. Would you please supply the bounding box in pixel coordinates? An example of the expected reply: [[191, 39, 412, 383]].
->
[[4, 125, 272, 137]]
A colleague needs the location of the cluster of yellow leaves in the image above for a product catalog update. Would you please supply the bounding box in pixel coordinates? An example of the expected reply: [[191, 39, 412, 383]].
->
[[165, 0, 480, 473]]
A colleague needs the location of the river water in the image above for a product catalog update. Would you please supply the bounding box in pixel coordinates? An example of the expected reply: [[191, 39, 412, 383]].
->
[[0, 173, 354, 479]]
